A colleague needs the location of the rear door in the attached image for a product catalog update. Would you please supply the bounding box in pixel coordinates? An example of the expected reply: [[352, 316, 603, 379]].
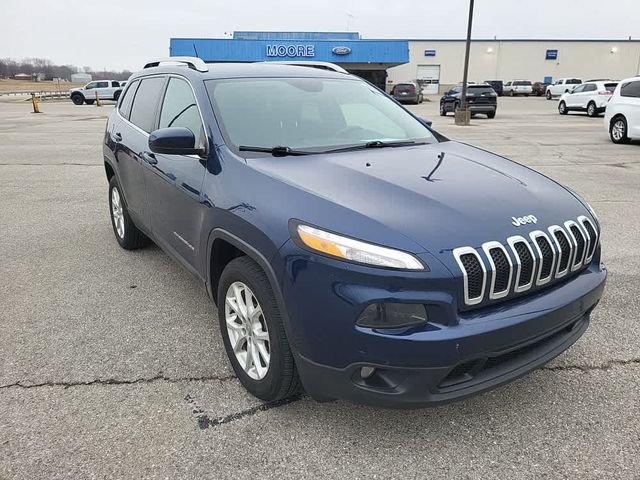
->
[[579, 83, 597, 108], [95, 81, 110, 100], [620, 80, 640, 137], [142, 76, 207, 273]]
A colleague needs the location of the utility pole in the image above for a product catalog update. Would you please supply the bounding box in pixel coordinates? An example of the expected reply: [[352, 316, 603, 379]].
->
[[455, 0, 474, 126]]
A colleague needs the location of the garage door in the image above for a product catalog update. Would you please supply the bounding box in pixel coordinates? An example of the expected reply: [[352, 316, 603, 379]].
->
[[417, 65, 441, 94]]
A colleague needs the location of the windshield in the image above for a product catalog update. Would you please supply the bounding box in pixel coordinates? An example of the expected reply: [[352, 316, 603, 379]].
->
[[205, 77, 436, 154]]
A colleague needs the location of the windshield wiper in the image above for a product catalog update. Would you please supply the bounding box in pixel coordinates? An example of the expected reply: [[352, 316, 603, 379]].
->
[[238, 145, 313, 156], [325, 140, 426, 153]]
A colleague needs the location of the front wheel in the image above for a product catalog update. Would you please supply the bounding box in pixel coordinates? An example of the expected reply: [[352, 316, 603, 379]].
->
[[439, 102, 447, 116], [108, 176, 150, 250], [487, 111, 496, 119], [71, 93, 84, 105], [610, 117, 630, 144], [587, 102, 597, 117], [113, 90, 121, 102], [558, 101, 568, 115], [218, 256, 301, 402], [546, 91, 552, 100]]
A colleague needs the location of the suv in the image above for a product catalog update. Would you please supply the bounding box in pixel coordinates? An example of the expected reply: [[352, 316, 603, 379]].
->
[[558, 81, 618, 117], [70, 80, 125, 105], [545, 78, 582, 99], [439, 84, 497, 118], [604, 76, 640, 143], [104, 57, 606, 407], [484, 80, 504, 96], [391, 82, 423, 104], [532, 81, 550, 96], [503, 80, 533, 96]]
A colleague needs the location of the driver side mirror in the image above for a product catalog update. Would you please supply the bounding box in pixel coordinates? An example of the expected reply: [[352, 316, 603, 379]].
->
[[149, 127, 205, 156]]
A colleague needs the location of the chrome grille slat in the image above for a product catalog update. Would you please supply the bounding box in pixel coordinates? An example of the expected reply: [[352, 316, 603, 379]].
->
[[548, 225, 572, 278], [453, 247, 487, 306], [507, 235, 536, 293], [578, 215, 598, 264], [529, 230, 556, 286], [565, 220, 586, 271], [482, 241, 513, 300]]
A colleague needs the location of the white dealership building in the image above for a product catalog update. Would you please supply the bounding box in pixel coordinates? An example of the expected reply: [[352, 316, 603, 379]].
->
[[388, 39, 640, 93]]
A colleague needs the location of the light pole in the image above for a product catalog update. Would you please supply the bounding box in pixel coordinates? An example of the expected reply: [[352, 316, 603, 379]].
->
[[455, 0, 475, 126]]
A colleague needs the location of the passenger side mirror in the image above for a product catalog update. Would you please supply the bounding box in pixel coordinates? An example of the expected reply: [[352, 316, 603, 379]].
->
[[417, 116, 433, 128], [148, 127, 205, 156]]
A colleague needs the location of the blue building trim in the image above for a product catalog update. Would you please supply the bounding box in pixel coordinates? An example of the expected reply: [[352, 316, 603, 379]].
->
[[170, 37, 409, 65]]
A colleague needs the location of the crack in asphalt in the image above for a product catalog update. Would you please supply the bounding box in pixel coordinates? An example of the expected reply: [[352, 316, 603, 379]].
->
[[184, 393, 304, 430], [0, 374, 237, 390], [542, 358, 640, 373]]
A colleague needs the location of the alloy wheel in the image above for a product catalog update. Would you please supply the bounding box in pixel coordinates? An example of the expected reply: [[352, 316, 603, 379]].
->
[[225, 281, 270, 380], [111, 187, 125, 238], [611, 120, 625, 141]]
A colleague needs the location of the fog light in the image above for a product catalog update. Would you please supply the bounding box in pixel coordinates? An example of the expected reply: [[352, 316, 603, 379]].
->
[[360, 366, 376, 379], [356, 303, 427, 328]]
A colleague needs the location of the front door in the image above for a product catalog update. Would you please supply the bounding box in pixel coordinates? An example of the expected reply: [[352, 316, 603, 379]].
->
[[142, 76, 207, 274]]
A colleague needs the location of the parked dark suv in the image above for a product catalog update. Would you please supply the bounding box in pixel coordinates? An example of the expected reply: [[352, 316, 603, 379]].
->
[[391, 82, 423, 104], [440, 84, 498, 118], [104, 57, 606, 407]]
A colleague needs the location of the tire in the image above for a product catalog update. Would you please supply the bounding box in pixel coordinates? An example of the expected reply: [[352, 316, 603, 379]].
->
[[525, 94, 530, 97], [218, 256, 301, 402], [71, 93, 84, 105], [609, 116, 630, 144], [439, 102, 447, 116], [558, 101, 568, 115], [510, 91, 514, 97], [113, 90, 121, 102], [108, 176, 150, 250], [546, 91, 552, 100], [487, 111, 496, 119], [587, 102, 597, 117], [85, 99, 94, 105]]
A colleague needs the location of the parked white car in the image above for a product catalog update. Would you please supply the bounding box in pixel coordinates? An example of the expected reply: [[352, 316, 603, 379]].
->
[[604, 76, 640, 143], [558, 81, 618, 117], [70, 80, 125, 105], [545, 78, 583, 99], [503, 80, 533, 96]]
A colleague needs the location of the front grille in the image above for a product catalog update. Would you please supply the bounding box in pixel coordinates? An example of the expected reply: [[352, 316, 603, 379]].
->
[[453, 216, 597, 307]]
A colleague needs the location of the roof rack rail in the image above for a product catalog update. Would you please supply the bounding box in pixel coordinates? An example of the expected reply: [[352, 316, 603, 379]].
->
[[262, 61, 348, 74], [143, 57, 208, 72]]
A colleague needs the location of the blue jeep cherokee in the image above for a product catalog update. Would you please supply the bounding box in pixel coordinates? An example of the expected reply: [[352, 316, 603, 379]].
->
[[103, 57, 606, 407]]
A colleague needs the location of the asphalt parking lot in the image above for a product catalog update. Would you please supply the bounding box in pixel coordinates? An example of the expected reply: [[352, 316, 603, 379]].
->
[[1, 95, 639, 479]]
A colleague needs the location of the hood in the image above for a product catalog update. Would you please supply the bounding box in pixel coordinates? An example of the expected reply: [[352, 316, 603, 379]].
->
[[248, 141, 591, 261]]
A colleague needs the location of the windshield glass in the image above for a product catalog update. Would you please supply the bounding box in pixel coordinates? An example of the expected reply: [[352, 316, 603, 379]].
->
[[205, 77, 436, 154]]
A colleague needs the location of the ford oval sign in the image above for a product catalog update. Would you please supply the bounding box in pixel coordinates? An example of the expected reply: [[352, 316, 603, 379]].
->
[[332, 46, 352, 55]]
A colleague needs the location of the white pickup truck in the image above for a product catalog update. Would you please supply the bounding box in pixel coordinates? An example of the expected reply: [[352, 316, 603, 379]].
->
[[545, 78, 582, 99], [70, 80, 126, 105]]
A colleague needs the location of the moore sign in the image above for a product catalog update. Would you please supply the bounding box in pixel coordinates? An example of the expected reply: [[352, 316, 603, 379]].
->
[[266, 44, 315, 58]]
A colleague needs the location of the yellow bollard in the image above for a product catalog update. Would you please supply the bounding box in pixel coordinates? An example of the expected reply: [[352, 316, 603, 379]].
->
[[31, 93, 41, 113], [95, 91, 102, 107]]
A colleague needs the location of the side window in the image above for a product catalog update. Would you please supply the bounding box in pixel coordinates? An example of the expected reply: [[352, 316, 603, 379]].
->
[[505, 82, 511, 86], [112, 81, 120, 88], [583, 84, 597, 92], [85, 82, 97, 90], [129, 77, 166, 133], [158, 78, 203, 147], [621, 81, 640, 98], [569, 79, 582, 84], [571, 85, 586, 94], [96, 81, 109, 88], [118, 80, 139, 120]]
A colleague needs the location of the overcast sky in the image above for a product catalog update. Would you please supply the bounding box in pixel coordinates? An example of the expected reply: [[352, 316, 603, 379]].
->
[[2, 0, 639, 71]]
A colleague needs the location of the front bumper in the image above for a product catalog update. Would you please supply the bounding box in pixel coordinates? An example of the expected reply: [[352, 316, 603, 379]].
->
[[276, 241, 606, 408]]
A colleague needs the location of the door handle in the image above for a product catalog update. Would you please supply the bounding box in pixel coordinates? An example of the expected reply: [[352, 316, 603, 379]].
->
[[141, 151, 157, 165], [112, 132, 122, 142]]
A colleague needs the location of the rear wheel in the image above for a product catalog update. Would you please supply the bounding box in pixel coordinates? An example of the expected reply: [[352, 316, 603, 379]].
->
[[85, 99, 94, 105], [71, 93, 84, 105], [610, 116, 630, 144], [113, 90, 121, 102], [439, 102, 447, 116], [487, 111, 496, 119], [587, 102, 597, 117], [558, 101, 568, 115], [108, 176, 150, 250], [218, 256, 301, 401]]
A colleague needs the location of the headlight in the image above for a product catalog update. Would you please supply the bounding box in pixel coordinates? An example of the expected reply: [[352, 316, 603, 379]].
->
[[295, 224, 425, 270]]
